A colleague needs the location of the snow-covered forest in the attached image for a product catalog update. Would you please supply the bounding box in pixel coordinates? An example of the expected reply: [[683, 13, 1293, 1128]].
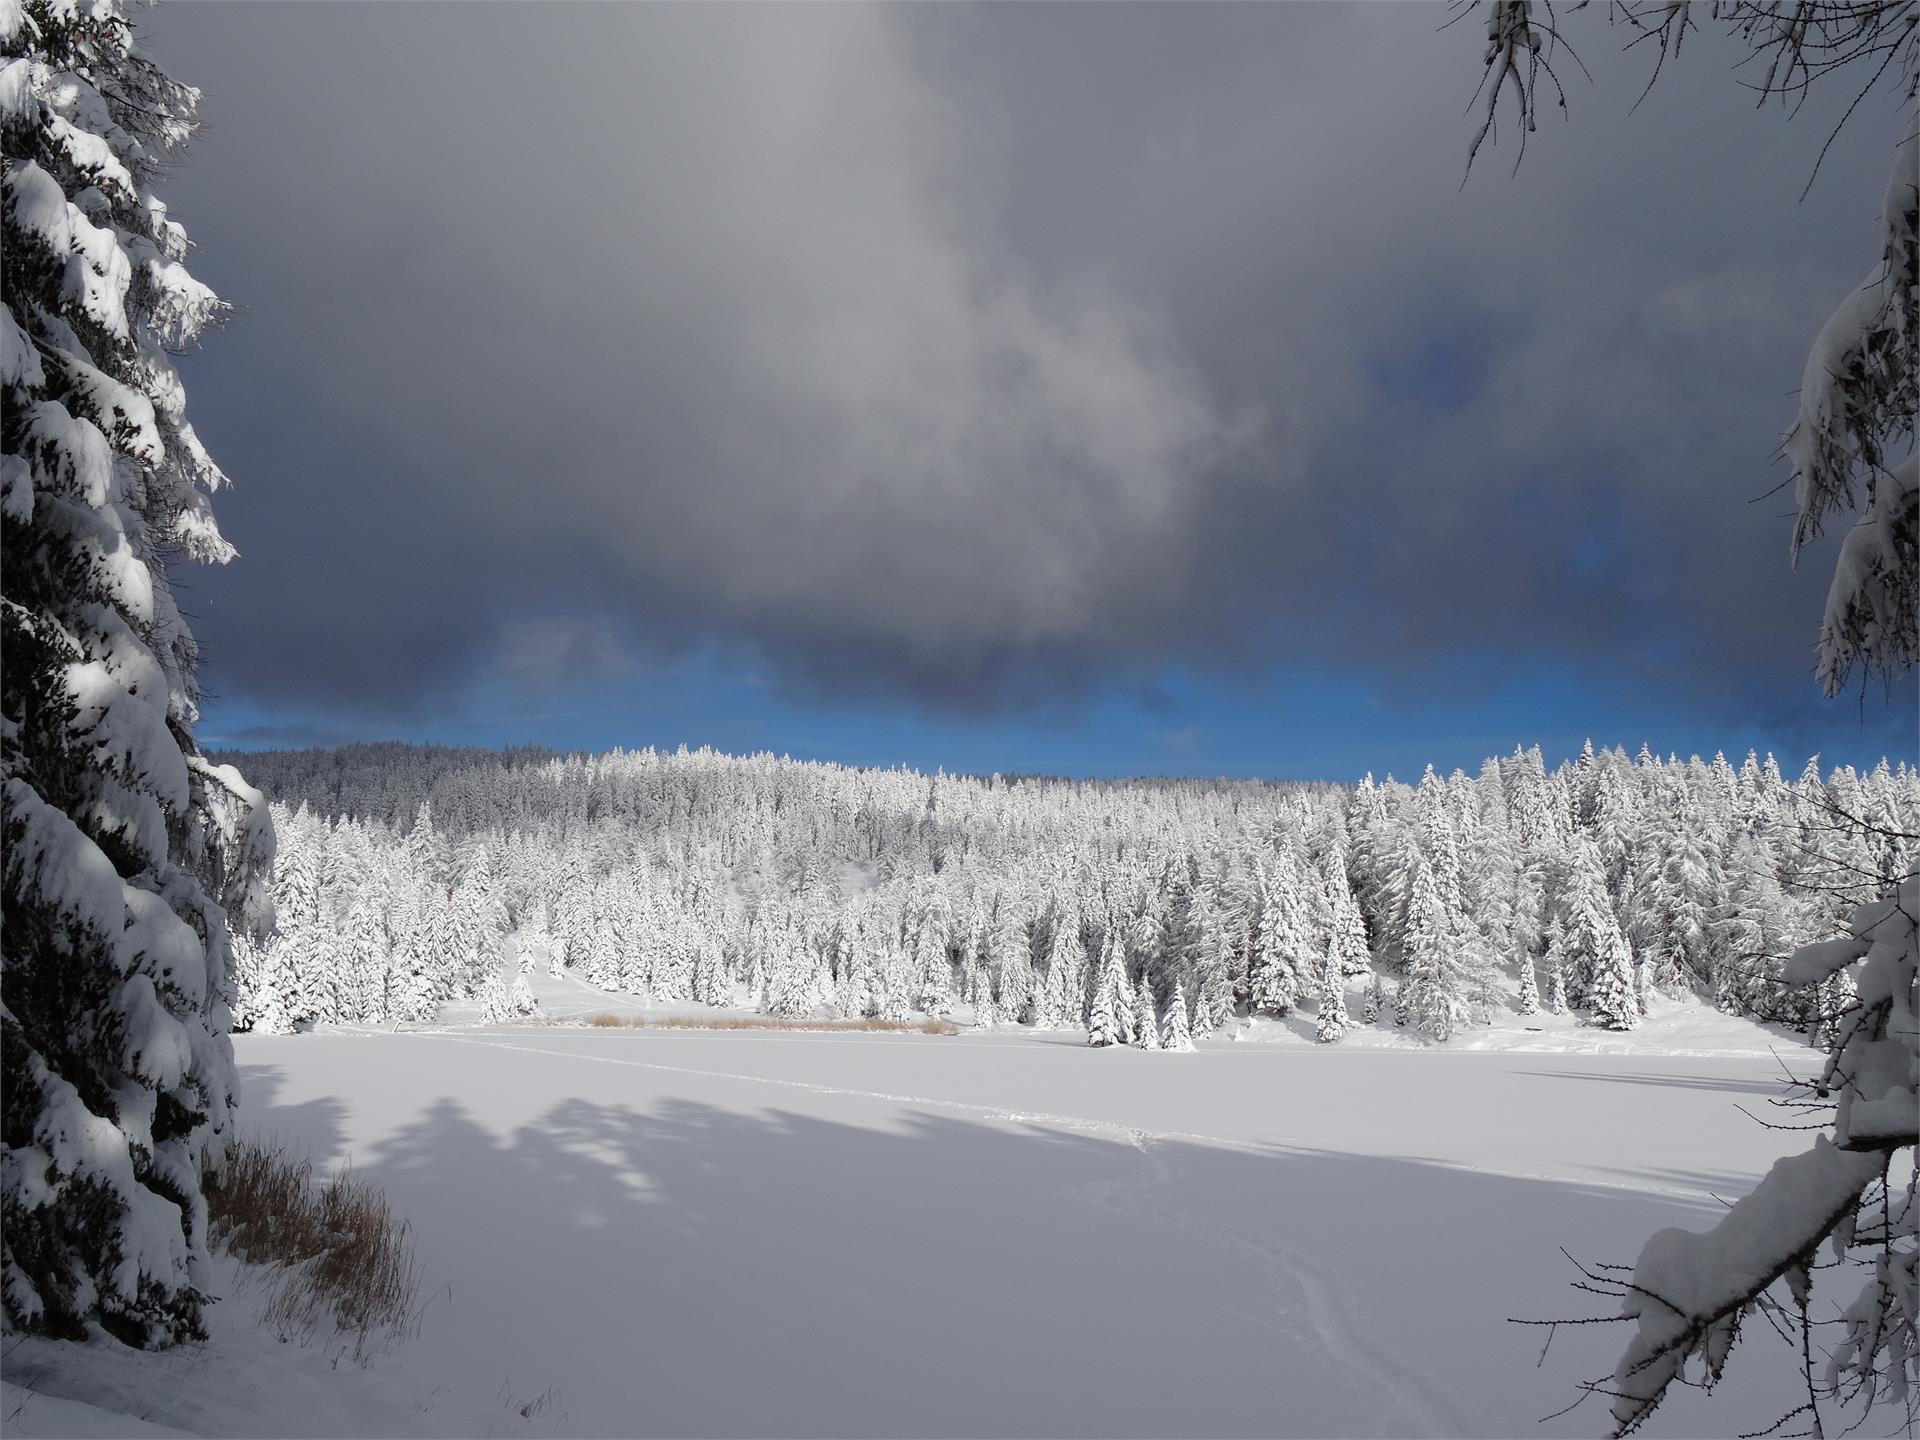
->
[[220, 740, 1918, 1045]]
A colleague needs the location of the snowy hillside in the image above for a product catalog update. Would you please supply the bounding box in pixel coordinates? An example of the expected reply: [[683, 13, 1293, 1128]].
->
[[223, 742, 1916, 1050]]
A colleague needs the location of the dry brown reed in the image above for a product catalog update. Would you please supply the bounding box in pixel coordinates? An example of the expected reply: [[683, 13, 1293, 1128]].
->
[[570, 1012, 957, 1036], [204, 1137, 421, 1360]]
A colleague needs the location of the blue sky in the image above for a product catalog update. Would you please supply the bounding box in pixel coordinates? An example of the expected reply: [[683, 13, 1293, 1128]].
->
[[200, 645, 1913, 783]]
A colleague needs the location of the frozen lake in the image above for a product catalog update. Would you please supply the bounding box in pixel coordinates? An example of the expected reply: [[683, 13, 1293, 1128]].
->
[[194, 1021, 1820, 1438]]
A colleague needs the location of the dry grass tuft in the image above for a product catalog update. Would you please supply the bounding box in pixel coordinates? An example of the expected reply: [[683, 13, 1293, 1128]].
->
[[570, 1012, 957, 1036], [658, 1014, 961, 1035], [205, 1138, 421, 1359]]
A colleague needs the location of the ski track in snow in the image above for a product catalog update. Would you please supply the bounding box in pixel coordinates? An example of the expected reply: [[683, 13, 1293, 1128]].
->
[[1072, 1131, 1476, 1439]]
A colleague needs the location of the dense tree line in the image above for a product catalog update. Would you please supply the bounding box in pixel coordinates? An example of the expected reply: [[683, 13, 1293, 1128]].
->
[[226, 741, 1916, 1046]]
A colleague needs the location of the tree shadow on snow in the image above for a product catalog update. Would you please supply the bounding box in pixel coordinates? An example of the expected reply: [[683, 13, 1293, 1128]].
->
[[1514, 1067, 1790, 1097], [226, 1077, 1820, 1440], [231, 1063, 350, 1173]]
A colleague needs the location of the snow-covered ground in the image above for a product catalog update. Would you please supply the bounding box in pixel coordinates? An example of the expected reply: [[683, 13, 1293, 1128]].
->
[[5, 995, 1855, 1438]]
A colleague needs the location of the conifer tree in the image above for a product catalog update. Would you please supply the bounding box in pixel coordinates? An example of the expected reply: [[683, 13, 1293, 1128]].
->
[[227, 931, 264, 1033], [1250, 865, 1305, 1015], [875, 941, 912, 1022], [1400, 856, 1468, 1042], [479, 971, 514, 1024], [2, 0, 273, 1344], [405, 801, 447, 894], [508, 973, 538, 1018], [1185, 875, 1237, 1032], [275, 833, 320, 932], [692, 939, 728, 1008], [1556, 840, 1616, 1004], [1587, 927, 1640, 1031], [1710, 835, 1808, 1024], [1132, 971, 1160, 1050], [1161, 978, 1194, 1052], [1324, 846, 1374, 978], [1515, 954, 1539, 1016], [395, 924, 440, 1025], [766, 925, 813, 1018], [1635, 809, 1724, 995], [1112, 938, 1140, 1046], [1037, 914, 1080, 1029], [1539, 917, 1568, 1014], [1086, 932, 1125, 1048], [248, 938, 301, 1037], [1362, 974, 1385, 1025], [1314, 951, 1348, 1044], [915, 908, 954, 1018], [341, 898, 386, 1023], [975, 978, 999, 1031]]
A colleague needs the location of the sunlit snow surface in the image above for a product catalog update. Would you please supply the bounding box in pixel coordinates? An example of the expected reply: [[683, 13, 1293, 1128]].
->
[[5, 984, 1860, 1438]]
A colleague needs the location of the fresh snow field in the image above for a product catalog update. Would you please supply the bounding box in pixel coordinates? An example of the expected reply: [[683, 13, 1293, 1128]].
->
[[2, 978, 1858, 1440]]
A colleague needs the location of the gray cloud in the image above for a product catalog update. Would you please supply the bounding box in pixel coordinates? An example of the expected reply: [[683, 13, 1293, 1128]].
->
[[145, 2, 1903, 736]]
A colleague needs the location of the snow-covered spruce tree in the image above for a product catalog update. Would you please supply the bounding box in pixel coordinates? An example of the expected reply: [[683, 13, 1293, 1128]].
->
[[478, 971, 513, 1025], [1586, 925, 1640, 1032], [1361, 973, 1385, 1024], [914, 901, 953, 1018], [1324, 846, 1374, 978], [875, 942, 912, 1022], [1634, 807, 1724, 996], [1545, 959, 1569, 1015], [1515, 953, 1539, 1016], [1086, 932, 1125, 1047], [1556, 838, 1614, 1006], [1540, 916, 1569, 1014], [1, 1, 273, 1346], [1249, 869, 1304, 1017], [246, 935, 300, 1037], [1400, 855, 1469, 1042], [1464, 5, 1917, 1429], [1132, 970, 1159, 1050], [1314, 950, 1348, 1044], [1160, 978, 1194, 1052], [1710, 834, 1809, 1024], [1036, 912, 1079, 1029], [507, 972, 538, 1019]]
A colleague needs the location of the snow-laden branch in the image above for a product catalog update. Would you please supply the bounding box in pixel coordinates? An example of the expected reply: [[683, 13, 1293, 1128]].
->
[[1607, 876, 1917, 1435]]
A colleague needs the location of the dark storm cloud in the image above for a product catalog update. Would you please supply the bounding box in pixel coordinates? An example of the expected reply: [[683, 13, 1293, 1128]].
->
[[145, 2, 1900, 722]]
